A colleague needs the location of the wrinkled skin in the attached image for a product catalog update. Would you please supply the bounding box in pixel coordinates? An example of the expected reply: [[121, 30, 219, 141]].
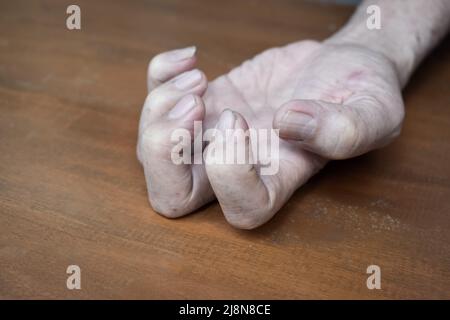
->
[[137, 40, 404, 229]]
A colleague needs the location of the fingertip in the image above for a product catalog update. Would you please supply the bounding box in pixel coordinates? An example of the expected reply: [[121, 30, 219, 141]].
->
[[148, 46, 199, 90], [166, 45, 197, 62]]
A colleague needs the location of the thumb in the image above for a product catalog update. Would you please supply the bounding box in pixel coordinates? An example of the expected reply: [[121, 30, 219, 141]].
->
[[273, 99, 403, 159]]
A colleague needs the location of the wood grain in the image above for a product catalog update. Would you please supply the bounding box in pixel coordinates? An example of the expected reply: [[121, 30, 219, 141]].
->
[[0, 0, 449, 299]]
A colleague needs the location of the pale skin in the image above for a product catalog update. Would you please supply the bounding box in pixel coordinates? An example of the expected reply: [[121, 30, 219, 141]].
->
[[137, 0, 450, 229]]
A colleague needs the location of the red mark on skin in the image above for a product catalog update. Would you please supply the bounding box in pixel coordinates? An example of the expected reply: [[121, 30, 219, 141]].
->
[[321, 88, 354, 104], [348, 70, 365, 81], [317, 72, 364, 104]]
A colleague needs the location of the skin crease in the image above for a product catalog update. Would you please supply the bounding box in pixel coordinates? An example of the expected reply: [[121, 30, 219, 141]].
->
[[137, 0, 450, 229]]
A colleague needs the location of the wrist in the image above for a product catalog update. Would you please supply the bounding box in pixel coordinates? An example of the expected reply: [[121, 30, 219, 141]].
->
[[325, 0, 450, 88], [325, 25, 414, 87]]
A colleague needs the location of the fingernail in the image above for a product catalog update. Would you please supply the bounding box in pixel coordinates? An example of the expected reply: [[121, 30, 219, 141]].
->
[[167, 46, 196, 62], [279, 111, 317, 141], [216, 109, 236, 131], [168, 95, 197, 119], [174, 69, 202, 90]]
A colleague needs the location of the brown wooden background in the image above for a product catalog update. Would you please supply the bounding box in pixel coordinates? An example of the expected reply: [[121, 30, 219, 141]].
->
[[1, 0, 449, 299]]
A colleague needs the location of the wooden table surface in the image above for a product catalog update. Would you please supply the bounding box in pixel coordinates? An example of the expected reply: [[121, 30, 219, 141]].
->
[[1, 0, 449, 299]]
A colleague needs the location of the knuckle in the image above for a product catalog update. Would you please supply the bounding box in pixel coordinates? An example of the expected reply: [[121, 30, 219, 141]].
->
[[146, 88, 169, 108], [141, 127, 157, 146], [142, 87, 174, 122], [140, 127, 171, 158]]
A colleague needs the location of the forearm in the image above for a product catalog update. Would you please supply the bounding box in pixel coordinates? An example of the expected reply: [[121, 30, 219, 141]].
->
[[327, 0, 450, 87]]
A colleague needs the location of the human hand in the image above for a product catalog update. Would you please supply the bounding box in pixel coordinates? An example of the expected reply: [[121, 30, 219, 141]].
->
[[137, 39, 404, 229]]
